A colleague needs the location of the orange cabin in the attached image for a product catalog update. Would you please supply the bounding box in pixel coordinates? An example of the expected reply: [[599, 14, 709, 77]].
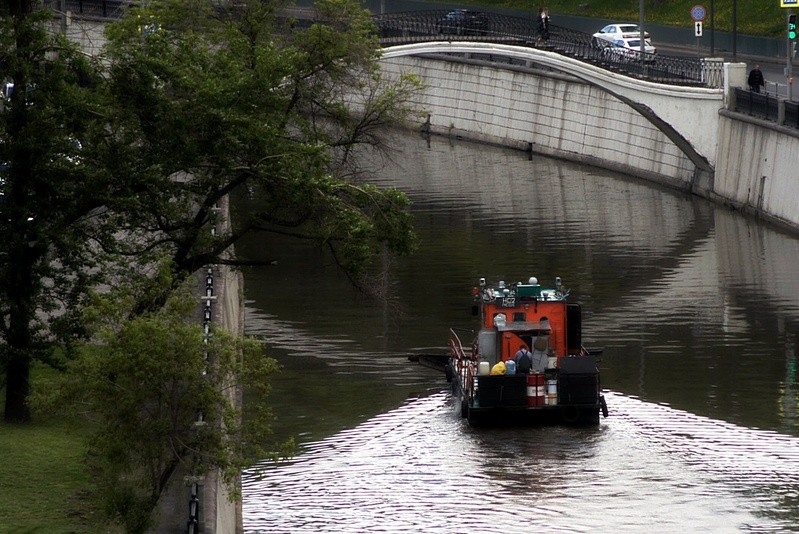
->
[[473, 278, 582, 367]]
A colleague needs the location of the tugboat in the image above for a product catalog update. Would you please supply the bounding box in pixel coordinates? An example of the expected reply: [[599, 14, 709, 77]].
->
[[447, 276, 608, 426]]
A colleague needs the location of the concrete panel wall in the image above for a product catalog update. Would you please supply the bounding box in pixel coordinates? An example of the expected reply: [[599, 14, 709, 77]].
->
[[382, 54, 799, 234], [382, 43, 724, 169], [715, 112, 799, 230], [383, 55, 696, 188]]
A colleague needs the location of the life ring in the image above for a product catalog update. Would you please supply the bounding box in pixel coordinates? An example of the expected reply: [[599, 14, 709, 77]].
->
[[600, 395, 609, 418], [561, 405, 580, 424]]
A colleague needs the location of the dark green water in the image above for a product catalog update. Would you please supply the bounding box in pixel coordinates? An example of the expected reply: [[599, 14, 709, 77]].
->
[[239, 130, 799, 533]]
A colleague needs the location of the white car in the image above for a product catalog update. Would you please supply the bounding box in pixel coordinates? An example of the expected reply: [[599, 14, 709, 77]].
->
[[592, 23, 651, 47], [603, 38, 657, 62]]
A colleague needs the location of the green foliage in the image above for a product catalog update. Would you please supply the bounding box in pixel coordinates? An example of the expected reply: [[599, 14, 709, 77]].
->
[[34, 281, 287, 532], [96, 0, 422, 293], [2, 0, 420, 421], [0, 3, 121, 422], [447, 0, 789, 37]]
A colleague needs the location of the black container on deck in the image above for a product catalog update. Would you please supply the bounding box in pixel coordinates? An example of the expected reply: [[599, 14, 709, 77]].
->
[[477, 375, 528, 407]]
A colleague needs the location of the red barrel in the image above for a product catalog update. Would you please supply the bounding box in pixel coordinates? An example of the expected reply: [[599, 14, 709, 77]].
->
[[526, 373, 545, 406]]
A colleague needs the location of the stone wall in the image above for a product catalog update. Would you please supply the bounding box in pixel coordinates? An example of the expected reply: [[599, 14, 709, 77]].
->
[[381, 55, 697, 191], [381, 54, 799, 234], [713, 111, 799, 232]]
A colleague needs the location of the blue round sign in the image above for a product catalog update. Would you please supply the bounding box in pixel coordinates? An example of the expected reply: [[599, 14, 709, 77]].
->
[[691, 5, 706, 21]]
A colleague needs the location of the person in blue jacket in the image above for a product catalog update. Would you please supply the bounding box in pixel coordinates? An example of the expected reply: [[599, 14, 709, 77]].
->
[[514, 345, 533, 373]]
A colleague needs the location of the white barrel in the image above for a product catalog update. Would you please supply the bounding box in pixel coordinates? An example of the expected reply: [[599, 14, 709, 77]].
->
[[546, 379, 558, 405], [547, 355, 557, 368], [478, 361, 491, 376]]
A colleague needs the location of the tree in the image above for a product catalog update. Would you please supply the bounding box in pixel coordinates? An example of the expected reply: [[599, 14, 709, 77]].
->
[[35, 281, 287, 533], [98, 0, 420, 304], [1, 0, 421, 422], [1, 4, 124, 422]]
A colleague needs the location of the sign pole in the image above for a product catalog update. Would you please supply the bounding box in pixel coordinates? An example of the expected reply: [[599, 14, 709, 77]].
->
[[784, 1, 797, 101], [639, 0, 645, 64], [691, 6, 706, 57], [789, 11, 794, 101]]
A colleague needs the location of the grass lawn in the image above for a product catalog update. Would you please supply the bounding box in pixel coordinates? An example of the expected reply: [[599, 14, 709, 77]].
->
[[442, 0, 789, 37], [0, 369, 114, 533]]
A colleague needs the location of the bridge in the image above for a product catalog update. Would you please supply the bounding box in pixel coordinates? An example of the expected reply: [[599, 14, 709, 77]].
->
[[372, 11, 736, 184], [374, 10, 720, 88]]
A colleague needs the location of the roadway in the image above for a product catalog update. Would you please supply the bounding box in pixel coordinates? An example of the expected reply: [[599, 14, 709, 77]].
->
[[359, 0, 795, 97]]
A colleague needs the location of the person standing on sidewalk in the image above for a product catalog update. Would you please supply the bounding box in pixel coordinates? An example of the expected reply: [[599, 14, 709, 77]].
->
[[536, 7, 550, 43], [748, 65, 765, 93]]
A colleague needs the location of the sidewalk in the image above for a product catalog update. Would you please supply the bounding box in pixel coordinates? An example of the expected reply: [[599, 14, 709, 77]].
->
[[375, 1, 792, 65]]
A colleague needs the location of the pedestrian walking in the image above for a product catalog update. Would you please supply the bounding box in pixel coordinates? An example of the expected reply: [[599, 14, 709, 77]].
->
[[748, 65, 765, 93], [536, 7, 550, 43]]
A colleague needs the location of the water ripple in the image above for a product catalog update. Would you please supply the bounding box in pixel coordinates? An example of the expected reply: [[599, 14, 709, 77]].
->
[[243, 392, 799, 533]]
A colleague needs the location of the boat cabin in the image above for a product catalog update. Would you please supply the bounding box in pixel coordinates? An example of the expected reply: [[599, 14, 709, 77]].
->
[[473, 276, 583, 369]]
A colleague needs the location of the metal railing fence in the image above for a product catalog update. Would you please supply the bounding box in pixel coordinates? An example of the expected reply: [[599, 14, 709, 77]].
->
[[374, 10, 716, 87], [733, 87, 799, 129]]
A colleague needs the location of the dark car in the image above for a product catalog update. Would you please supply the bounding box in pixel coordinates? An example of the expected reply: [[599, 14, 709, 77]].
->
[[436, 9, 490, 36]]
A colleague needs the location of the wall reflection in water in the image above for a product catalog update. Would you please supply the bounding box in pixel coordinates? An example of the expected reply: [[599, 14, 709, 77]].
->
[[239, 130, 799, 532]]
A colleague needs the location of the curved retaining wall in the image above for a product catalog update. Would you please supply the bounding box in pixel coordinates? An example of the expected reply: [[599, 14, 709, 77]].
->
[[380, 54, 799, 234], [381, 54, 696, 190], [712, 111, 799, 231]]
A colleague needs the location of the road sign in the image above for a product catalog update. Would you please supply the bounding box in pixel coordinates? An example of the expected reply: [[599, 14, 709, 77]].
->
[[695, 21, 703, 37], [691, 5, 706, 21]]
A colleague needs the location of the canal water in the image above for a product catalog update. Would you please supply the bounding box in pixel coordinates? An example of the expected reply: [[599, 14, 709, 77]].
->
[[238, 130, 799, 532]]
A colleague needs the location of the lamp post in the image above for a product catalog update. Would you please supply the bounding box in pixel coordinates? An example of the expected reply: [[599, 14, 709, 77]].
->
[[710, 0, 714, 55], [732, 0, 737, 59], [639, 0, 645, 60]]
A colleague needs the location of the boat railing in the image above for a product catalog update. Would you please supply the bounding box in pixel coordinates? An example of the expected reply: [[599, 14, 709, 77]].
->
[[448, 328, 471, 360], [449, 328, 477, 400]]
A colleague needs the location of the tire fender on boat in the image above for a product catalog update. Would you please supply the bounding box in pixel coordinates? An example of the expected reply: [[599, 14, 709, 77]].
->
[[600, 394, 609, 418], [561, 405, 580, 423], [444, 363, 454, 383]]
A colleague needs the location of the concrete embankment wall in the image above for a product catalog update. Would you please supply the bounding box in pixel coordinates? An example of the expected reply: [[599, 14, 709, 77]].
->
[[151, 195, 242, 534], [714, 111, 799, 231], [381, 54, 799, 234], [200, 232, 244, 533], [382, 55, 696, 190], [210, 221, 245, 534]]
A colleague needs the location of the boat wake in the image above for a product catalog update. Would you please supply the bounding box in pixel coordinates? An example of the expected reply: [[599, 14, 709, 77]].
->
[[243, 391, 799, 533]]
